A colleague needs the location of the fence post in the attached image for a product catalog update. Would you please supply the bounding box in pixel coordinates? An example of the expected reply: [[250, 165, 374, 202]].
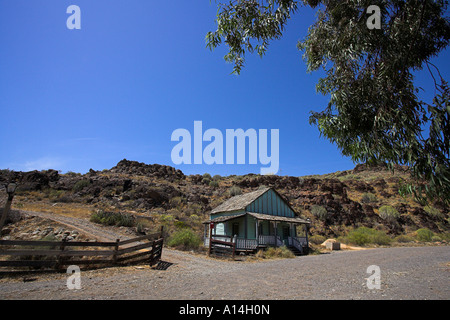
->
[[160, 226, 164, 239], [57, 238, 67, 270], [113, 239, 120, 265], [149, 240, 156, 266]]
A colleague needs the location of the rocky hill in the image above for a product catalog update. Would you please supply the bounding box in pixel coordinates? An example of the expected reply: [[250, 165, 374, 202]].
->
[[0, 159, 448, 240]]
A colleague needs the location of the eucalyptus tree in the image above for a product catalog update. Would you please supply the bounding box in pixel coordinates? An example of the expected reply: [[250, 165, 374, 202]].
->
[[206, 0, 450, 205]]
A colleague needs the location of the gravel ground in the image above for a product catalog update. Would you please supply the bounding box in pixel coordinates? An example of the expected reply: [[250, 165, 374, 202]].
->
[[0, 246, 448, 300]]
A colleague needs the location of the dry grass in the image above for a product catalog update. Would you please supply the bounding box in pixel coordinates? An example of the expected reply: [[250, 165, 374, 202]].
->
[[13, 200, 94, 219]]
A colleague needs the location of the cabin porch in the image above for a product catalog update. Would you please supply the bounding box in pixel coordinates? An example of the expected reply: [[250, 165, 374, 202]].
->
[[203, 212, 310, 255], [204, 234, 309, 255]]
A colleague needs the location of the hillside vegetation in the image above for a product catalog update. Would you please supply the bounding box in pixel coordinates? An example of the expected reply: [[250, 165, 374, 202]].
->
[[1, 159, 449, 246]]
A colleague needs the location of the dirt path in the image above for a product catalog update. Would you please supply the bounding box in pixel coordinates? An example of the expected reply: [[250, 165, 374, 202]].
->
[[17, 210, 135, 242], [0, 245, 448, 300]]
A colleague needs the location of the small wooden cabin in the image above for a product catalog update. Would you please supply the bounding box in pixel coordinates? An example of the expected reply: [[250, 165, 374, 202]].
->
[[204, 187, 310, 255]]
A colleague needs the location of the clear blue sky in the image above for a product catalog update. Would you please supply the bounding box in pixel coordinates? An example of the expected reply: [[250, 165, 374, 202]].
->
[[0, 1, 448, 177]]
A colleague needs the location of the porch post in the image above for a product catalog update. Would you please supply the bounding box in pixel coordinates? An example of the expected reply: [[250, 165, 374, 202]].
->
[[244, 214, 248, 239], [255, 219, 259, 245], [305, 224, 309, 245], [274, 222, 278, 247]]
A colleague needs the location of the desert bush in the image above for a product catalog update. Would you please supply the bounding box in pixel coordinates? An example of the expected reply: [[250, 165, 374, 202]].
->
[[309, 234, 326, 245], [423, 206, 444, 219], [415, 228, 434, 242], [49, 189, 65, 200], [90, 210, 135, 227], [212, 174, 222, 181], [209, 180, 219, 188], [346, 227, 392, 246], [311, 205, 328, 220], [393, 234, 415, 243], [228, 185, 242, 196], [371, 231, 393, 245], [361, 193, 377, 203], [440, 232, 450, 241], [185, 203, 202, 216], [431, 235, 442, 242], [135, 218, 153, 234], [65, 171, 81, 177], [378, 205, 400, 223], [72, 179, 90, 192], [169, 196, 183, 208], [167, 228, 202, 250], [260, 246, 294, 259], [202, 173, 212, 180]]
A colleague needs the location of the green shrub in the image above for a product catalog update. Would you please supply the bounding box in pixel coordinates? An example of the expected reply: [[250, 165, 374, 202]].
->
[[378, 205, 400, 223], [431, 235, 442, 242], [311, 205, 328, 220], [72, 179, 90, 192], [309, 234, 326, 245], [90, 210, 135, 227], [259, 246, 294, 259], [346, 227, 392, 246], [228, 185, 242, 196], [423, 206, 444, 219], [169, 196, 183, 208], [202, 173, 212, 180], [167, 228, 202, 250], [212, 174, 222, 181], [371, 231, 392, 245], [361, 193, 377, 203], [185, 203, 202, 216], [209, 180, 219, 188], [49, 189, 65, 199], [440, 232, 450, 241], [416, 228, 434, 242], [393, 234, 415, 243]]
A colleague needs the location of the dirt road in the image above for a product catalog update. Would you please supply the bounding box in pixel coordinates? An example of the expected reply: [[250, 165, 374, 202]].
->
[[1, 246, 448, 300]]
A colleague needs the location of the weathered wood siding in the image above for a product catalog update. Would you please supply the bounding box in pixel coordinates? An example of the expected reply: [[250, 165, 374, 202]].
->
[[245, 189, 295, 217]]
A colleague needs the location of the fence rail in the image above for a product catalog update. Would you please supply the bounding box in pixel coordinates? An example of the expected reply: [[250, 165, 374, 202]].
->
[[0, 227, 164, 272], [208, 238, 235, 259]]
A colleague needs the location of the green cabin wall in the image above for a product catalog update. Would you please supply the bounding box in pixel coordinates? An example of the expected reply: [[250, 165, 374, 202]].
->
[[210, 210, 245, 237], [210, 189, 301, 239], [245, 189, 295, 217]]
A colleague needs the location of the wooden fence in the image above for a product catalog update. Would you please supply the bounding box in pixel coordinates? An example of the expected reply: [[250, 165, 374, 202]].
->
[[208, 238, 235, 259], [0, 228, 164, 272]]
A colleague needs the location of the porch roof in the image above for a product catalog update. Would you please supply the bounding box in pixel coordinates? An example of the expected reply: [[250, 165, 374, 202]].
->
[[247, 212, 310, 224], [203, 212, 310, 225]]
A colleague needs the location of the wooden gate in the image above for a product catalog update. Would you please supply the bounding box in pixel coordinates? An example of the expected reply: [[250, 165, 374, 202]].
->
[[208, 238, 235, 258]]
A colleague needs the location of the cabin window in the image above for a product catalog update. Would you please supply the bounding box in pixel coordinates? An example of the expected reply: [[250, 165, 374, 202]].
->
[[232, 223, 239, 237]]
